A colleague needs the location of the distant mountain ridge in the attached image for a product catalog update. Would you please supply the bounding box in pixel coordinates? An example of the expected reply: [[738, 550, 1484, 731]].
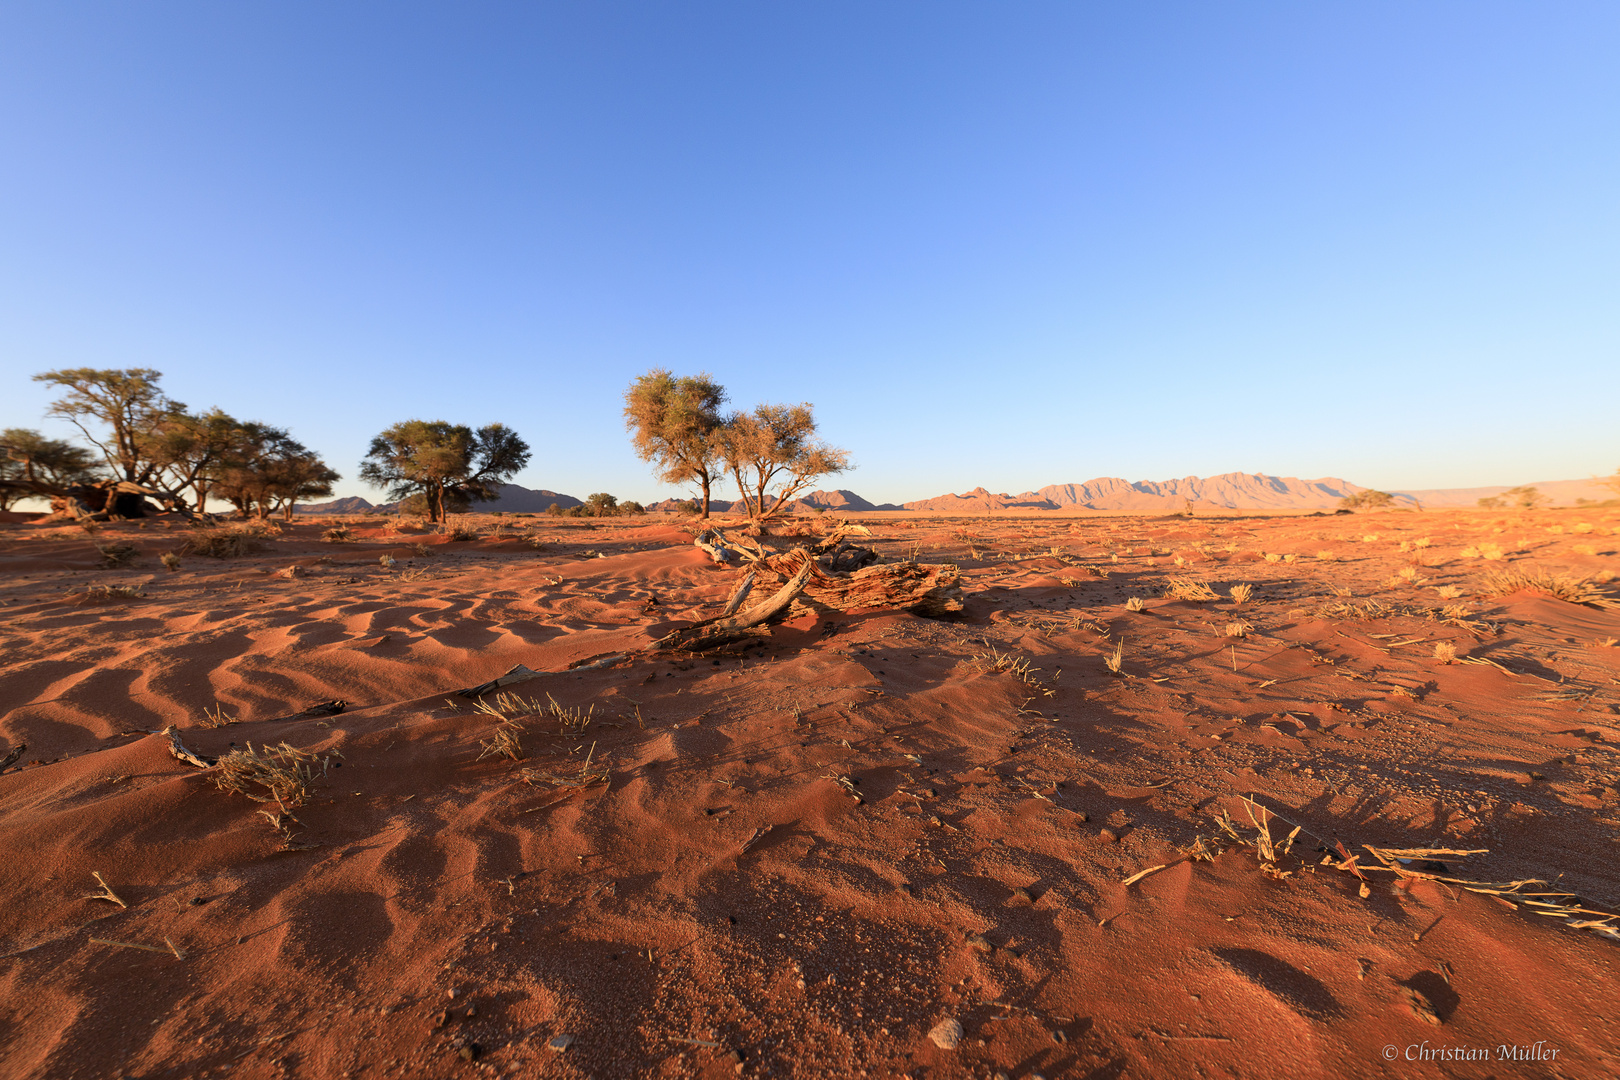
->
[[296, 484, 583, 514], [296, 473, 1611, 516], [903, 472, 1388, 512]]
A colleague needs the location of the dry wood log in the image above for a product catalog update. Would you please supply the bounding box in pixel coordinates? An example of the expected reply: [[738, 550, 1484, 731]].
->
[[652, 558, 816, 651], [759, 550, 963, 617], [161, 726, 215, 768], [0, 743, 26, 774], [719, 570, 757, 617], [454, 653, 627, 698], [266, 699, 348, 722]]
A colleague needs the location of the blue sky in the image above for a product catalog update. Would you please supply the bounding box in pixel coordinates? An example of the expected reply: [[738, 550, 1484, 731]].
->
[[2, 3, 1616, 505]]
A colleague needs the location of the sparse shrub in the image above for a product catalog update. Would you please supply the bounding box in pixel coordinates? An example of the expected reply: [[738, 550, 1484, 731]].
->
[[160, 551, 181, 572], [1316, 550, 1335, 561], [1433, 585, 1463, 599], [446, 522, 479, 542], [1125, 596, 1145, 612], [323, 526, 354, 543], [412, 543, 434, 557], [1340, 490, 1394, 511], [1229, 583, 1254, 604], [200, 703, 237, 728], [1263, 552, 1281, 563], [1223, 620, 1253, 638], [379, 554, 395, 569], [1433, 641, 1458, 664], [1413, 537, 1431, 549]]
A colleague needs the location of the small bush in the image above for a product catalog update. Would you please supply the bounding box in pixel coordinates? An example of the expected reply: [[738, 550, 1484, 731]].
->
[[1124, 596, 1145, 612], [1228, 583, 1254, 604], [446, 524, 479, 542], [1433, 641, 1458, 664], [323, 526, 354, 543], [78, 584, 145, 604], [212, 742, 338, 811], [160, 551, 181, 572]]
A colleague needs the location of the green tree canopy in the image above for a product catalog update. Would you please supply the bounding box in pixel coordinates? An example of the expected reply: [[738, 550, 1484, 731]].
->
[[623, 370, 727, 518], [359, 420, 530, 523], [717, 403, 849, 522], [212, 423, 340, 520], [32, 368, 180, 486], [0, 428, 103, 509]]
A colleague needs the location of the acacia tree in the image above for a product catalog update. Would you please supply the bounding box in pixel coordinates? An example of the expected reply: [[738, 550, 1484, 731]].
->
[[212, 424, 340, 519], [0, 428, 103, 509], [32, 368, 180, 486], [149, 408, 248, 513], [717, 403, 849, 522], [623, 370, 727, 518], [1339, 490, 1394, 511], [359, 420, 531, 523]]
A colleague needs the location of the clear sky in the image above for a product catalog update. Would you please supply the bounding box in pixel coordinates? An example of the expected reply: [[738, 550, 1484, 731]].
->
[[2, 3, 1617, 506]]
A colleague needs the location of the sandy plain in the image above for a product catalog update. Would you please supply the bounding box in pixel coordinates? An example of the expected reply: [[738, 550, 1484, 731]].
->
[[1, 507, 1618, 1079]]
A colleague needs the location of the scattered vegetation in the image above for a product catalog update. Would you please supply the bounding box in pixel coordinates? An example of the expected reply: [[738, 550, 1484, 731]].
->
[[1163, 577, 1220, 602], [212, 742, 339, 814], [323, 525, 354, 542], [1478, 568, 1612, 608], [478, 719, 526, 762]]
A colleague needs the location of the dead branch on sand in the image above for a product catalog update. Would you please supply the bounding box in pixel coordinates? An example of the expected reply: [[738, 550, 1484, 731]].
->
[[85, 872, 128, 908], [161, 726, 215, 768]]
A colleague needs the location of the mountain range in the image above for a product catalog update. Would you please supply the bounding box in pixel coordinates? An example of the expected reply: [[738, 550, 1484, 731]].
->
[[295, 473, 1613, 516]]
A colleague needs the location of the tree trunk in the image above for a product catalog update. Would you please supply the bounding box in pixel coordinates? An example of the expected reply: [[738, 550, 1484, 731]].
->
[[700, 474, 711, 519]]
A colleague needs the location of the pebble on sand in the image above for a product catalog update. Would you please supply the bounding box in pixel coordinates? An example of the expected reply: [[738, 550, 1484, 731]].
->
[[927, 1019, 963, 1050], [549, 1034, 576, 1052]]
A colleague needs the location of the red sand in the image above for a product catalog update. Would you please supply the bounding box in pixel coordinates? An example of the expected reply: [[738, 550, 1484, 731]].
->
[[1, 510, 1617, 1079]]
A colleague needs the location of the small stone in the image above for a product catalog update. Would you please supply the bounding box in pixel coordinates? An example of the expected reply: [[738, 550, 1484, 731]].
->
[[464, 1003, 477, 1018], [927, 1018, 962, 1050], [1052, 1030, 1066, 1043], [548, 1034, 575, 1052], [447, 988, 459, 999], [1099, 828, 1118, 844], [457, 1043, 481, 1062], [1076, 811, 1089, 822], [1011, 887, 1034, 905], [434, 1010, 452, 1028], [967, 934, 994, 954]]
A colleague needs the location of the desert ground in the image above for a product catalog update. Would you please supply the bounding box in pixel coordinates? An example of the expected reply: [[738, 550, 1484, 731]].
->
[[1, 507, 1618, 1080]]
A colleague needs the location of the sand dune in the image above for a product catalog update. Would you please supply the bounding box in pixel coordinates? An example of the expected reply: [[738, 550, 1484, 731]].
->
[[2, 508, 1618, 1078]]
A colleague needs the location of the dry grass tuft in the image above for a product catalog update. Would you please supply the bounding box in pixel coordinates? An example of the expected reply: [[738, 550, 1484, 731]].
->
[[1103, 638, 1126, 676], [1433, 641, 1458, 664], [199, 703, 237, 728], [78, 584, 145, 604], [1124, 596, 1145, 612], [1478, 568, 1613, 608], [412, 542, 434, 557], [1163, 577, 1220, 603], [1432, 584, 1462, 599], [181, 524, 264, 558], [97, 542, 139, 568], [478, 719, 526, 762], [160, 551, 181, 572], [323, 526, 354, 543], [1223, 620, 1254, 638], [1228, 583, 1254, 605], [446, 524, 480, 542], [212, 742, 338, 811], [974, 646, 1055, 696]]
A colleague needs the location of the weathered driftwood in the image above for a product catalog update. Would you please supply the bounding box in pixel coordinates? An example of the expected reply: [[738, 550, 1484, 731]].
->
[[161, 726, 215, 768], [49, 481, 199, 522], [0, 743, 25, 774], [652, 558, 816, 651], [455, 653, 627, 698], [693, 528, 766, 565], [267, 699, 348, 722], [760, 550, 963, 617], [719, 570, 757, 617]]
